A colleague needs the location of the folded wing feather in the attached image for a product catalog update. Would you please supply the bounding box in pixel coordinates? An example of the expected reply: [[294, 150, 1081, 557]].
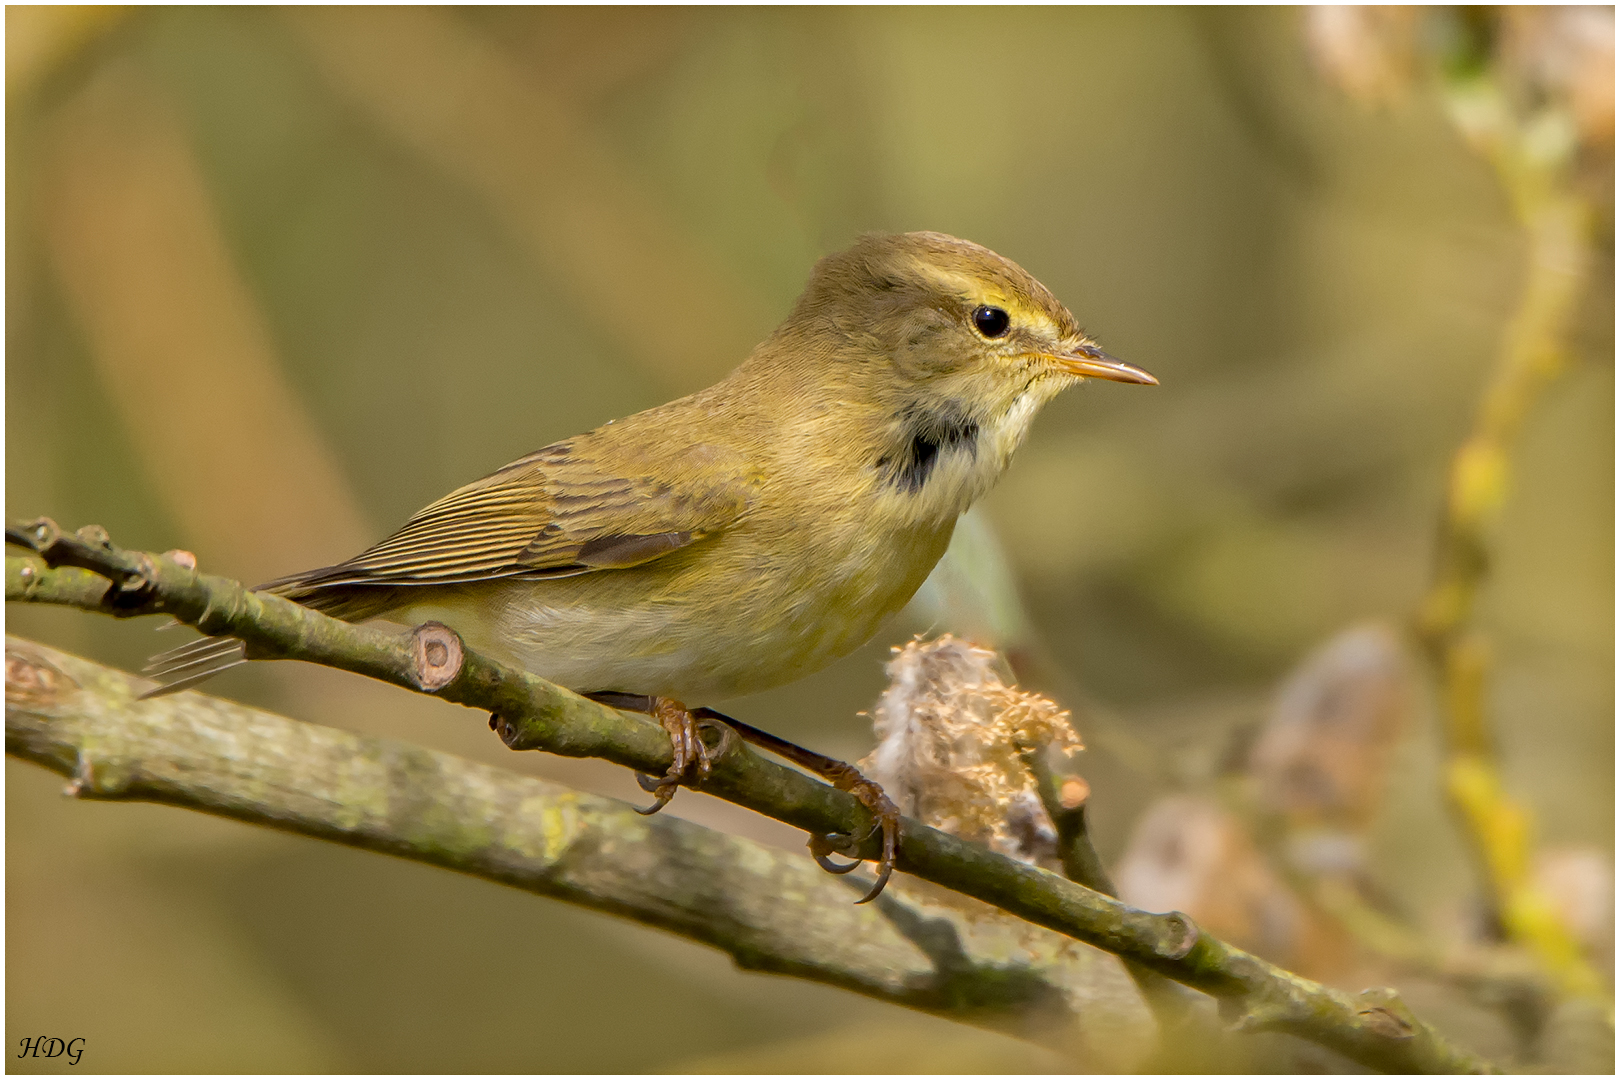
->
[[143, 438, 758, 696]]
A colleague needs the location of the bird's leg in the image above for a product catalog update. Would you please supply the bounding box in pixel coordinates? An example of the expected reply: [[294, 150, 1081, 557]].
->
[[584, 692, 735, 815], [691, 708, 899, 904], [581, 695, 898, 902]]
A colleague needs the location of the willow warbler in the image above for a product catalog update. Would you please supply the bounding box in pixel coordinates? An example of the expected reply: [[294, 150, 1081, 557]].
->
[[148, 231, 1155, 898]]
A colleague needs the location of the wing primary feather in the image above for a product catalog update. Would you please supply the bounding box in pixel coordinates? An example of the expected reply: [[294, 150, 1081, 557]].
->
[[573, 531, 695, 569]]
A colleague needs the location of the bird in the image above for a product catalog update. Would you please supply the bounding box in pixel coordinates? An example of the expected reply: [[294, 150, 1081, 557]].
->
[[145, 231, 1156, 900]]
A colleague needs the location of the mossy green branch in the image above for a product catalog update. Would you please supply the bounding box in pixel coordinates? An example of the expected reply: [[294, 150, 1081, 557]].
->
[[6, 524, 1493, 1073], [5, 634, 1152, 1057]]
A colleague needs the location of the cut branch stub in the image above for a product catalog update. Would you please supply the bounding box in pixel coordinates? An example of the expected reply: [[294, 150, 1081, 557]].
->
[[410, 621, 464, 692], [1160, 911, 1200, 960], [5, 642, 79, 707]]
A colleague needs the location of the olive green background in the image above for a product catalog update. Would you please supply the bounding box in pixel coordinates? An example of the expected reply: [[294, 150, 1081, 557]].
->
[[6, 7, 1611, 1071]]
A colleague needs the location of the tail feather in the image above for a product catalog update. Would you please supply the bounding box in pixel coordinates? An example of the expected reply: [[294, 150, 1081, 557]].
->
[[140, 637, 248, 699], [143, 635, 245, 676], [146, 633, 242, 666], [141, 655, 250, 697], [139, 568, 402, 698]]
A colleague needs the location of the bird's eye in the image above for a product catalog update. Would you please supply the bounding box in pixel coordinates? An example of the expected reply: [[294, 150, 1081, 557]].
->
[[972, 305, 1011, 339]]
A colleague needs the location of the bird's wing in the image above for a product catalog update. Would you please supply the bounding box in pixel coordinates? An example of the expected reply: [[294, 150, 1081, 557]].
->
[[141, 438, 758, 698], [268, 439, 758, 592]]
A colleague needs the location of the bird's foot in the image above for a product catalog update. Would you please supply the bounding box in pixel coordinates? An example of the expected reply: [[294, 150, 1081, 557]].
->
[[805, 760, 900, 904], [584, 693, 736, 815], [579, 696, 899, 902], [634, 697, 736, 814]]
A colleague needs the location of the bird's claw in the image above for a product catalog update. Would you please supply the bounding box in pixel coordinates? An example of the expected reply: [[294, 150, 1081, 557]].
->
[[589, 693, 897, 901], [632, 699, 735, 816], [633, 778, 680, 816], [808, 768, 900, 903], [809, 831, 867, 874]]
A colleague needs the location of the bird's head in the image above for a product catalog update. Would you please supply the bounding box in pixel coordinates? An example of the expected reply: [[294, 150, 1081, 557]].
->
[[778, 231, 1154, 418], [762, 233, 1154, 519]]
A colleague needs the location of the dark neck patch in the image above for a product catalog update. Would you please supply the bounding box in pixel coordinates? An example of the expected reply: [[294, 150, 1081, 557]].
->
[[877, 402, 980, 493]]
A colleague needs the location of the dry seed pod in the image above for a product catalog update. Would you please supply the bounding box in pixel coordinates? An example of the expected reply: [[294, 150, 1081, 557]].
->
[[1115, 794, 1351, 978], [861, 635, 1080, 867], [1248, 622, 1412, 834]]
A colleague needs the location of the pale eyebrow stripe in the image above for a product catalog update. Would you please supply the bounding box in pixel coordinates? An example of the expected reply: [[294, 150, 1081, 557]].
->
[[907, 261, 1061, 338]]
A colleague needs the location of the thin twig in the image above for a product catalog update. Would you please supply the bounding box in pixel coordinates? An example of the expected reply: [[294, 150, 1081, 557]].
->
[[1019, 743, 1212, 1060]]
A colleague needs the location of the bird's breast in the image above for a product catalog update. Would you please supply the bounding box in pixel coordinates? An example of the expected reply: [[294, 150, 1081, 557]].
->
[[394, 392, 1036, 702], [399, 508, 953, 703]]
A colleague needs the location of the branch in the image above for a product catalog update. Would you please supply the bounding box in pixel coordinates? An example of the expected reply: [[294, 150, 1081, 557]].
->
[[5, 634, 1154, 1057], [5, 523, 1494, 1073]]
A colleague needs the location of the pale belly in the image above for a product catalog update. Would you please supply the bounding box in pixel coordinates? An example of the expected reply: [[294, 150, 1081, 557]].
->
[[394, 523, 954, 703]]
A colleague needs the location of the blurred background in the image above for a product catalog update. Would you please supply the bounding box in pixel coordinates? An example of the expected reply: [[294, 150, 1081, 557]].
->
[[5, 6, 1612, 1072]]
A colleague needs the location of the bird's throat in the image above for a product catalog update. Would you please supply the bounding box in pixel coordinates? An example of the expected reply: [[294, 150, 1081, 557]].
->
[[872, 398, 1006, 526], [870, 383, 1054, 527], [877, 401, 980, 495]]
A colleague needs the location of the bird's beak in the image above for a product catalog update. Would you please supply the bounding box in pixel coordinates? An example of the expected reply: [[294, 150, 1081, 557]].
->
[[1045, 344, 1158, 385]]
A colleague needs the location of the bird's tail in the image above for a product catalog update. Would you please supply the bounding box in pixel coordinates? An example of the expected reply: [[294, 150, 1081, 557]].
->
[[140, 570, 398, 699], [141, 632, 252, 697]]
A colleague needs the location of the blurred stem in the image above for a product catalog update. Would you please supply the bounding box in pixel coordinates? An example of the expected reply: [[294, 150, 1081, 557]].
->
[[1314, 879, 1553, 1044], [5, 525, 1494, 1074], [1020, 745, 1116, 894], [1021, 743, 1208, 1050], [1415, 71, 1604, 1001]]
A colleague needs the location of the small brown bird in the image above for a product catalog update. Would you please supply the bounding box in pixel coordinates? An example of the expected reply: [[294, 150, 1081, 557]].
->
[[148, 231, 1155, 899]]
